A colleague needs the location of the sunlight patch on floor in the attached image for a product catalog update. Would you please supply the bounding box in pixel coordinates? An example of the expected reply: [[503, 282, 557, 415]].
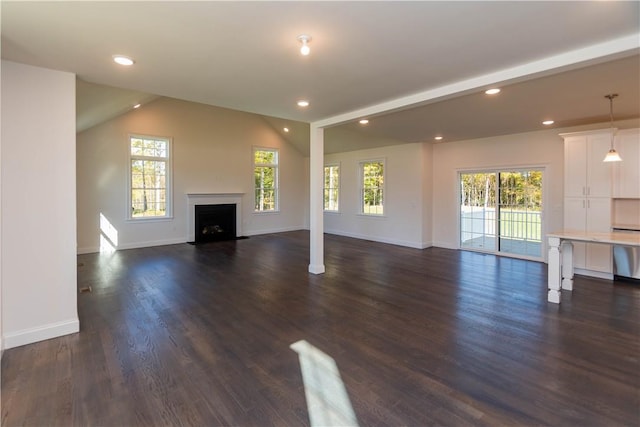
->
[[290, 340, 359, 427], [99, 212, 118, 253]]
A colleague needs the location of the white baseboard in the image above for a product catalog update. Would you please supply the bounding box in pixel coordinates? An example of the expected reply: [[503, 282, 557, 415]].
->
[[119, 237, 187, 250], [77, 246, 99, 254], [431, 240, 458, 250], [3, 318, 80, 349], [245, 226, 305, 236], [285, 227, 435, 249], [325, 229, 427, 249], [574, 268, 613, 280], [420, 241, 433, 249], [78, 237, 188, 254]]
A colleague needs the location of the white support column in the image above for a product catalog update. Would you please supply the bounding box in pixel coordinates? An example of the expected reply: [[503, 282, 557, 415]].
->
[[309, 124, 325, 274], [561, 241, 574, 291], [548, 236, 562, 303]]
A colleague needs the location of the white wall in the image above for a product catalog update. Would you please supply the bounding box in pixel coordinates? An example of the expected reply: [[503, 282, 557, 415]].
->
[[0, 59, 3, 356], [432, 129, 564, 254], [323, 143, 429, 248], [77, 97, 307, 253], [303, 158, 310, 230], [419, 142, 434, 247], [1, 61, 79, 349]]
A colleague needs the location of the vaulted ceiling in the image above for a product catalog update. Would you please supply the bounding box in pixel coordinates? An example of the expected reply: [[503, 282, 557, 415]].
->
[[2, 1, 639, 154]]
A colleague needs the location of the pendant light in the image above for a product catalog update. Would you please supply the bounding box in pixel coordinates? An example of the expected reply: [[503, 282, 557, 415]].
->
[[603, 93, 622, 162], [297, 35, 312, 56]]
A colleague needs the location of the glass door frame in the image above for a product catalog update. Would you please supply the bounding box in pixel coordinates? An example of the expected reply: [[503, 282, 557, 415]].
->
[[458, 166, 547, 262]]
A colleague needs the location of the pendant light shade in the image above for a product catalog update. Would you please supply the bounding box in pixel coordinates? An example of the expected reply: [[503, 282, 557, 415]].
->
[[602, 94, 622, 162], [603, 149, 622, 162]]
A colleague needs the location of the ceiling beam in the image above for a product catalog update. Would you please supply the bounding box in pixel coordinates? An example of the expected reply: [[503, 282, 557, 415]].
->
[[312, 33, 640, 129]]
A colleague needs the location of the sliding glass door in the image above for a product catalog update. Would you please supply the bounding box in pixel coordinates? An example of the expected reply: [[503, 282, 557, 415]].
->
[[498, 170, 543, 257], [460, 173, 497, 251], [460, 169, 543, 258]]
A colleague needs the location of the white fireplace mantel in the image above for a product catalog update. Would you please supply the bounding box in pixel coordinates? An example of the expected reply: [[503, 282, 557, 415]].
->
[[186, 193, 244, 241]]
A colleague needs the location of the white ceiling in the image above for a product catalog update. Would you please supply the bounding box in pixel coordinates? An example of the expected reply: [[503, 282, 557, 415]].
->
[[2, 1, 639, 154]]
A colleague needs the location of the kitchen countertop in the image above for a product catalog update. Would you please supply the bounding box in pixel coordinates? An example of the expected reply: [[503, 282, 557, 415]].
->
[[547, 230, 640, 246]]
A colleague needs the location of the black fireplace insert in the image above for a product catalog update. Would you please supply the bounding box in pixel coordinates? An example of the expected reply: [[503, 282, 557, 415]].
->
[[194, 204, 236, 243]]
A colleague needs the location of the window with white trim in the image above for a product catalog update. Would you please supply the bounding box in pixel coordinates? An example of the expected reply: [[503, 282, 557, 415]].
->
[[324, 164, 340, 211], [254, 147, 278, 212], [129, 135, 171, 219], [360, 160, 384, 215]]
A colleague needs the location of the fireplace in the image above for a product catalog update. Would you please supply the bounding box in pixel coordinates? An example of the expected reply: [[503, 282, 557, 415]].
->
[[194, 204, 236, 243], [186, 193, 244, 243]]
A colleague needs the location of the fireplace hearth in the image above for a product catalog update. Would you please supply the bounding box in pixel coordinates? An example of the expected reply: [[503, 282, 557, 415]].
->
[[194, 204, 236, 243]]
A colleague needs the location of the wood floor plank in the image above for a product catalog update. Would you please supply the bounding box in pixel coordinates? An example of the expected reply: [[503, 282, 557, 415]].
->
[[2, 231, 639, 426]]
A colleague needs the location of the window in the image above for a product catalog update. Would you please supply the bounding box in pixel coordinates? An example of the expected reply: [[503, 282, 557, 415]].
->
[[254, 147, 278, 212], [360, 160, 384, 215], [324, 164, 340, 211], [459, 169, 543, 258], [129, 135, 171, 219]]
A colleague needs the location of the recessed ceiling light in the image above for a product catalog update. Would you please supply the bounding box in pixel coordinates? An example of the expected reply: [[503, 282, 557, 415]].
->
[[297, 100, 309, 107], [113, 55, 135, 66], [434, 136, 443, 141], [133, 103, 141, 109], [485, 88, 501, 95], [283, 127, 290, 133], [542, 120, 554, 125], [359, 119, 369, 125]]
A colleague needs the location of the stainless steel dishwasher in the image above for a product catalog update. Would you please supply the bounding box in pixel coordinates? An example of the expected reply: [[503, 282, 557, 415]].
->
[[612, 227, 640, 282]]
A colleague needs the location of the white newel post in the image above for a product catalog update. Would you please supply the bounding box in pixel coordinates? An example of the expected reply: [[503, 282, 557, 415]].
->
[[548, 236, 562, 303], [309, 124, 325, 274], [561, 241, 574, 291]]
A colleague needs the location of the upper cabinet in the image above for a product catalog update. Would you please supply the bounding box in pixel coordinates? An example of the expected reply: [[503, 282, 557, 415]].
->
[[612, 128, 640, 199], [562, 130, 612, 198]]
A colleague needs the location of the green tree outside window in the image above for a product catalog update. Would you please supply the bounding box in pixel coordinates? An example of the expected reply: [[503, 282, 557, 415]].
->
[[254, 148, 278, 211], [362, 161, 384, 215], [324, 165, 340, 211], [130, 136, 169, 218]]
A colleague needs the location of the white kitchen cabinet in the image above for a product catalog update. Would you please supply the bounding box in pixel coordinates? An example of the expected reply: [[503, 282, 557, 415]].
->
[[562, 130, 612, 198], [612, 128, 640, 199], [561, 130, 613, 274]]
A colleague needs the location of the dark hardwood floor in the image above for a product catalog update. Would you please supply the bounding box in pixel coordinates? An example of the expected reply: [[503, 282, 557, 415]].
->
[[2, 231, 639, 426]]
